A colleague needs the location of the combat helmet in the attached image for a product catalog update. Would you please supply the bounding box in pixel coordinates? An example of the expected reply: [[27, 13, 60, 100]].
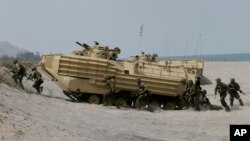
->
[[137, 78, 142, 83], [12, 59, 18, 64], [32, 67, 36, 71], [230, 78, 235, 82], [215, 78, 221, 83]]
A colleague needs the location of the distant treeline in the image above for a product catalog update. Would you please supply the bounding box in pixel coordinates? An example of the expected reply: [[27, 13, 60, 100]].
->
[[0, 51, 41, 61]]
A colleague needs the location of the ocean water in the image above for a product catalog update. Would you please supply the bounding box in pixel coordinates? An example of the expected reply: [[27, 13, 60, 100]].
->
[[159, 53, 250, 61]]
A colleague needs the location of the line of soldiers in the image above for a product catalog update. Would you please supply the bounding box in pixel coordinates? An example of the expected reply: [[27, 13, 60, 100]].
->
[[11, 59, 44, 94], [87, 75, 246, 112], [215, 78, 244, 112], [102, 76, 151, 110], [183, 76, 245, 112]]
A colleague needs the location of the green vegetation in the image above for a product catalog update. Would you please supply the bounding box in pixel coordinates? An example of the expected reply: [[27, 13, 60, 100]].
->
[[16, 51, 41, 61], [0, 60, 14, 69]]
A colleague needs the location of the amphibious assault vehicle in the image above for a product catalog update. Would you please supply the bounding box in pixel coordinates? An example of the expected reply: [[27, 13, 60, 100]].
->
[[40, 41, 204, 110]]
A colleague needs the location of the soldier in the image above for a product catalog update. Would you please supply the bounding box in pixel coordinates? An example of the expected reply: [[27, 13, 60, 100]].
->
[[214, 78, 230, 111], [186, 80, 200, 111], [11, 59, 26, 89], [228, 78, 244, 106], [102, 75, 117, 107], [135, 78, 151, 110], [199, 89, 212, 108], [27, 67, 44, 94], [195, 76, 201, 90]]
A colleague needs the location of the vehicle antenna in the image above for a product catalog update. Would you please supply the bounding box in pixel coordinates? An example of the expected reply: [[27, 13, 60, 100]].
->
[[137, 24, 144, 55], [195, 33, 202, 58], [183, 36, 190, 59]]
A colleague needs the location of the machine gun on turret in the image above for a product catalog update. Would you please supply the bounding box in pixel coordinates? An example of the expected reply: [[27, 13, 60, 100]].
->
[[76, 42, 91, 50]]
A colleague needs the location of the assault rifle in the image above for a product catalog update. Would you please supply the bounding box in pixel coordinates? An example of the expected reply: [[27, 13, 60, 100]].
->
[[239, 90, 246, 95], [26, 74, 33, 81]]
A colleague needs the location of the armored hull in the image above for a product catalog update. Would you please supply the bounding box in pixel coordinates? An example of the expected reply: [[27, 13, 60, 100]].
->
[[40, 42, 204, 109]]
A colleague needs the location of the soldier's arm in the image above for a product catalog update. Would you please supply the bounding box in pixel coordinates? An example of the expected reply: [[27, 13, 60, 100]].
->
[[236, 83, 242, 93], [30, 71, 36, 80], [27, 74, 32, 80], [214, 86, 218, 95]]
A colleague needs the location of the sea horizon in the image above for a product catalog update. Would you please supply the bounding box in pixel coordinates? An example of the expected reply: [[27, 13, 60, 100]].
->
[[158, 53, 250, 61]]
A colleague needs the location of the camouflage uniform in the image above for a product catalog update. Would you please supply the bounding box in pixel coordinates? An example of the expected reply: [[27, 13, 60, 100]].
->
[[199, 90, 212, 108], [228, 78, 243, 106], [103, 76, 116, 106], [186, 80, 200, 111], [12, 59, 26, 89], [135, 78, 150, 110], [29, 67, 44, 94], [215, 78, 230, 111]]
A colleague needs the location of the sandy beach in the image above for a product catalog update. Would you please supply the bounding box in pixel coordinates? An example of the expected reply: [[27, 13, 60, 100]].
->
[[1, 61, 250, 141]]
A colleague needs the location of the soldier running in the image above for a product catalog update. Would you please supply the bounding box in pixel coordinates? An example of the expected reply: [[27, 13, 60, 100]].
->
[[214, 78, 230, 111], [27, 67, 44, 94], [11, 59, 26, 89], [228, 78, 244, 106], [135, 78, 151, 110]]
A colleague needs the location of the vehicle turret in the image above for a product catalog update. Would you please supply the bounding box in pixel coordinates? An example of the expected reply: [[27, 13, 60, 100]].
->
[[73, 41, 120, 60]]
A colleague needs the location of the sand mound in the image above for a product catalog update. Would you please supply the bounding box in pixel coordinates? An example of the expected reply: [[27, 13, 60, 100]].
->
[[0, 67, 18, 87]]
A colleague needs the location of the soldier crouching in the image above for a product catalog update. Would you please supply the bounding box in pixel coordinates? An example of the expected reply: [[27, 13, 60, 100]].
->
[[102, 75, 119, 108], [135, 78, 151, 110]]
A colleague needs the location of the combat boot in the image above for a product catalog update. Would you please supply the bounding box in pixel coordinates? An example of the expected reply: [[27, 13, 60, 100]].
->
[[230, 102, 233, 107], [230, 99, 234, 106], [195, 107, 200, 111], [239, 99, 244, 106], [225, 107, 230, 112], [40, 86, 43, 93]]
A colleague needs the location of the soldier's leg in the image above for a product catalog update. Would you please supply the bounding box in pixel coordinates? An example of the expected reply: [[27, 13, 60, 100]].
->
[[229, 93, 234, 106], [132, 96, 137, 108], [19, 75, 23, 83], [37, 79, 44, 93], [188, 95, 195, 107], [103, 94, 108, 106], [12, 74, 18, 83], [33, 80, 41, 93], [235, 93, 243, 106], [103, 92, 110, 106], [178, 95, 187, 109], [113, 93, 121, 109], [18, 75, 24, 89], [194, 94, 200, 111], [145, 94, 150, 107], [205, 98, 213, 108], [220, 94, 230, 111], [135, 95, 143, 110]]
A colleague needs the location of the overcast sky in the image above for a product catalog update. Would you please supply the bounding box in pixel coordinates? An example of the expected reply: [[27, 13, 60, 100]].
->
[[1, 0, 250, 58]]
